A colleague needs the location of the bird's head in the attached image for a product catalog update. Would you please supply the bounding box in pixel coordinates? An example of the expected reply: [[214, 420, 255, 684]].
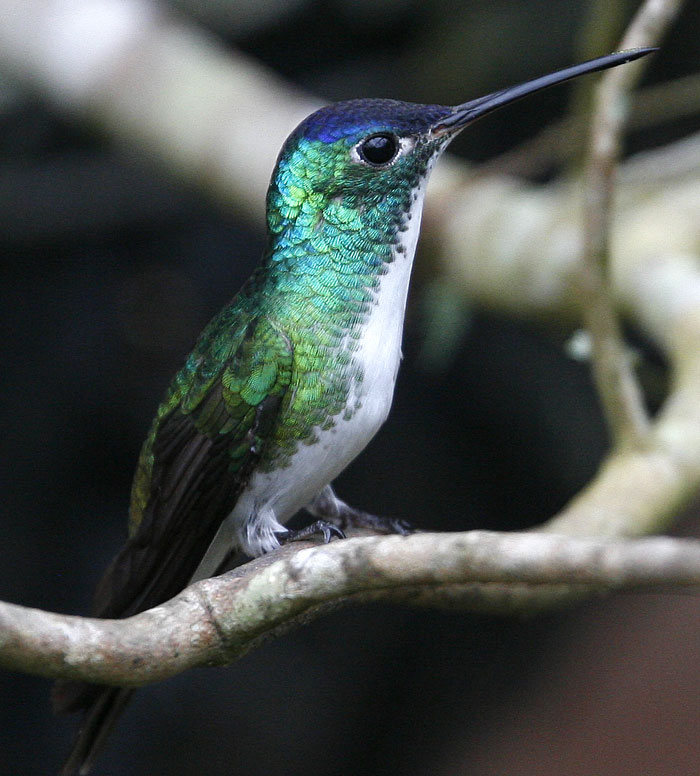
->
[[266, 48, 654, 238]]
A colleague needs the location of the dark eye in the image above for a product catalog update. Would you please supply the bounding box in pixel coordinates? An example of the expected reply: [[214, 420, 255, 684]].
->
[[357, 133, 399, 166]]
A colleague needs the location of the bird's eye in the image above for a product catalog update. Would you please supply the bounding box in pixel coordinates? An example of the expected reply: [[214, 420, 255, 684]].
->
[[357, 133, 400, 166]]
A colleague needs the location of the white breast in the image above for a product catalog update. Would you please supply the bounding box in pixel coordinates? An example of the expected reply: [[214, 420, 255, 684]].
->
[[347, 192, 426, 433], [194, 177, 431, 569]]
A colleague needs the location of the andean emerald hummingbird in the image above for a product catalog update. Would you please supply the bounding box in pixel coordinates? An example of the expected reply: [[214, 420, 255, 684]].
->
[[56, 47, 654, 774]]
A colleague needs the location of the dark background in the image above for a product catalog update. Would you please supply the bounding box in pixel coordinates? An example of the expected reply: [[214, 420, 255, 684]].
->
[[1, 1, 699, 774]]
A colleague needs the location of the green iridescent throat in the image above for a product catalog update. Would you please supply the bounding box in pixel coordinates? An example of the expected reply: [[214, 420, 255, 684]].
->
[[256, 133, 433, 424]]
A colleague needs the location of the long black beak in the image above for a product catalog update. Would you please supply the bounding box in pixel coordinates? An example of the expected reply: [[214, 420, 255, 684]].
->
[[432, 48, 657, 135]]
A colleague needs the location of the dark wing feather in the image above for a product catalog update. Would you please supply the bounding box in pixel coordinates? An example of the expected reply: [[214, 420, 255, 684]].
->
[[54, 316, 293, 773], [93, 408, 244, 619], [93, 314, 293, 621]]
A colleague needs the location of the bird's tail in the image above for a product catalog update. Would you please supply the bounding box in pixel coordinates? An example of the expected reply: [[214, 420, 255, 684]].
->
[[53, 681, 134, 775], [52, 415, 246, 773]]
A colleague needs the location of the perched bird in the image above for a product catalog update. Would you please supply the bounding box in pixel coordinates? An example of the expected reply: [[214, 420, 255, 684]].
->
[[55, 48, 654, 774]]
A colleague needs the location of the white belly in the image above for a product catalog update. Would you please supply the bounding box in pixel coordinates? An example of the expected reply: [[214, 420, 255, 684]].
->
[[193, 178, 429, 570]]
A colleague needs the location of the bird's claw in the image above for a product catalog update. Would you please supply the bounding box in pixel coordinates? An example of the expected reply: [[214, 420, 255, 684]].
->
[[277, 520, 346, 547], [339, 509, 414, 536]]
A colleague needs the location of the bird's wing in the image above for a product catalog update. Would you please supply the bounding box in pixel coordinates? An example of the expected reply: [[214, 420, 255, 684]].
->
[[92, 314, 294, 621], [53, 314, 294, 769]]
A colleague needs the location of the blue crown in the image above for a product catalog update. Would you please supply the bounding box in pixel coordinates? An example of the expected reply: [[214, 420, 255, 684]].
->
[[295, 99, 451, 144]]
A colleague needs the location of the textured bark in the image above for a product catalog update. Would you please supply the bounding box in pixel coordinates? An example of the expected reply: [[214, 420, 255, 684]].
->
[[2, 530, 700, 686]]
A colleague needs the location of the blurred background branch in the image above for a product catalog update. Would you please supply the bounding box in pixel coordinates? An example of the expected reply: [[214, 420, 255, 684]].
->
[[578, 0, 682, 448], [0, 0, 320, 218]]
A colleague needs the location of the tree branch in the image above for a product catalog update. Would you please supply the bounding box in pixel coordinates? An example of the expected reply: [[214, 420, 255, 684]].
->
[[579, 0, 684, 448], [0, 0, 321, 222], [2, 530, 700, 687]]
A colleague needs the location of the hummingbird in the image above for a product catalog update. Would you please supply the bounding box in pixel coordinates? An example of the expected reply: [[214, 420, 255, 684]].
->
[[55, 48, 653, 774]]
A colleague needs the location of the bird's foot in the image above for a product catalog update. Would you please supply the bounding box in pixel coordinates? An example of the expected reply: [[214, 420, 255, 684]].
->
[[336, 508, 413, 536], [306, 484, 414, 536], [277, 520, 345, 547]]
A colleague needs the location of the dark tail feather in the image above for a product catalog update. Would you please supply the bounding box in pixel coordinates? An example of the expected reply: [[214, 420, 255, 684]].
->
[[53, 408, 250, 772], [54, 684, 134, 775]]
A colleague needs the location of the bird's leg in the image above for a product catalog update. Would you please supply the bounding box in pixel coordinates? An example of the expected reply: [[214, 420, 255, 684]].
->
[[305, 484, 413, 535], [277, 520, 345, 546]]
